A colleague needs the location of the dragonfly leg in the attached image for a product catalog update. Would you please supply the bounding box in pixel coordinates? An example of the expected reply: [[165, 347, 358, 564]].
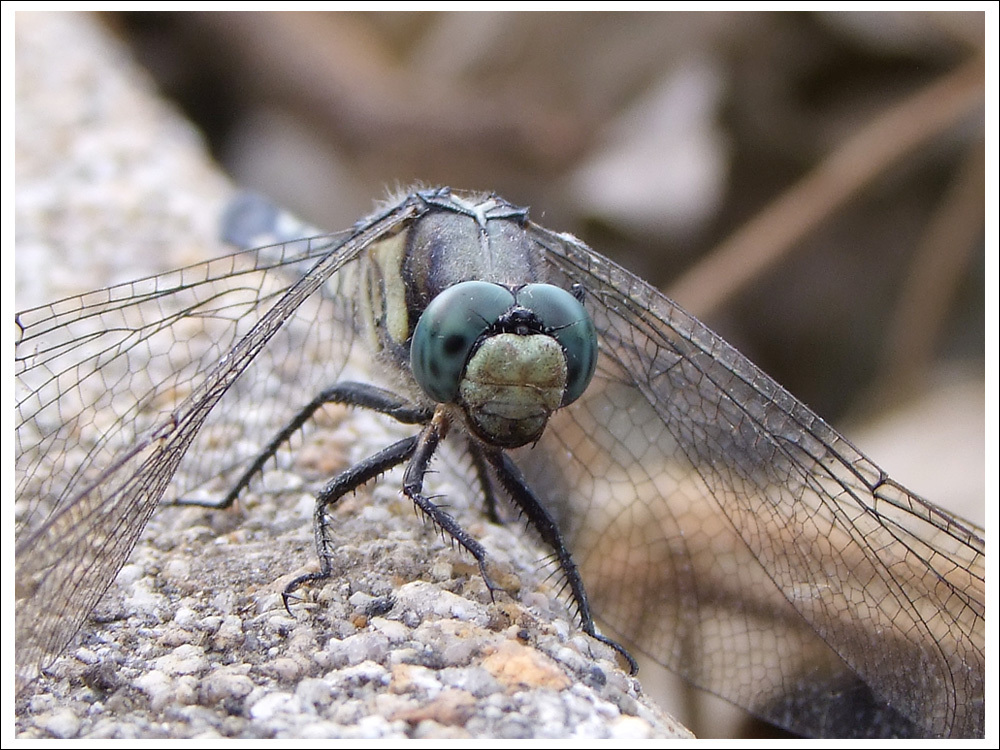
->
[[283, 432, 420, 612], [401, 411, 501, 599], [483, 447, 639, 675], [174, 382, 433, 509], [465, 438, 504, 524]]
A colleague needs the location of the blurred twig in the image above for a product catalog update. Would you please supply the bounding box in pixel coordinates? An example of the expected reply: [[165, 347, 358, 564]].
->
[[879, 139, 985, 395], [196, 12, 586, 170], [668, 56, 985, 319]]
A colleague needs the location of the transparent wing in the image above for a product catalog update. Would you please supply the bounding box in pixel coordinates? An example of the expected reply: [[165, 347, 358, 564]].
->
[[520, 226, 984, 738], [14, 199, 421, 693], [16, 191, 984, 739]]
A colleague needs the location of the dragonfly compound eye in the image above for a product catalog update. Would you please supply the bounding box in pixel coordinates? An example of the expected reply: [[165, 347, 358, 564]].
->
[[514, 283, 597, 407], [410, 281, 516, 403]]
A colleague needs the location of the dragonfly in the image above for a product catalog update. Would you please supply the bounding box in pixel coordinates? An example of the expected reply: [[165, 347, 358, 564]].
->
[[15, 187, 984, 738]]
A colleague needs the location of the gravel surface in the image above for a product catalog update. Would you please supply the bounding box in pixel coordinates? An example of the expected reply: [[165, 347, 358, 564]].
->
[[13, 12, 690, 740]]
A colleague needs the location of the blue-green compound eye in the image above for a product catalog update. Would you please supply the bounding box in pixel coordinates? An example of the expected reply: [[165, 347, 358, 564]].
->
[[411, 281, 515, 403], [411, 280, 599, 409], [515, 284, 597, 406]]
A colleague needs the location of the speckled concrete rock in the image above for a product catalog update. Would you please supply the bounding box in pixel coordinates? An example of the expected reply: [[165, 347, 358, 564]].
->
[[14, 11, 690, 740]]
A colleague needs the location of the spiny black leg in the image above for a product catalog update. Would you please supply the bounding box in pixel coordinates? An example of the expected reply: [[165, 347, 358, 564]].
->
[[283, 433, 420, 612], [482, 447, 638, 674], [323, 383, 434, 425], [175, 382, 433, 509], [403, 417, 500, 599], [465, 438, 503, 524]]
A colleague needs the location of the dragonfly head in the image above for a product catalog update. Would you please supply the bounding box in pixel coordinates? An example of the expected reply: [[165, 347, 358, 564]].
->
[[410, 280, 598, 448]]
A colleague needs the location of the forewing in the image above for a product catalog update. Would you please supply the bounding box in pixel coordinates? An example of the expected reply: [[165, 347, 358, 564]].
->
[[14, 200, 420, 693], [522, 226, 984, 738]]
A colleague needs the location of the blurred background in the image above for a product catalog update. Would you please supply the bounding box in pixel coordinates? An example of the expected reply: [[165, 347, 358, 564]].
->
[[16, 9, 988, 738]]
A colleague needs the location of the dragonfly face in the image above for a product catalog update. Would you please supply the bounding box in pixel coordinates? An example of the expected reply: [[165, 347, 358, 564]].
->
[[410, 279, 598, 448], [15, 187, 984, 738]]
